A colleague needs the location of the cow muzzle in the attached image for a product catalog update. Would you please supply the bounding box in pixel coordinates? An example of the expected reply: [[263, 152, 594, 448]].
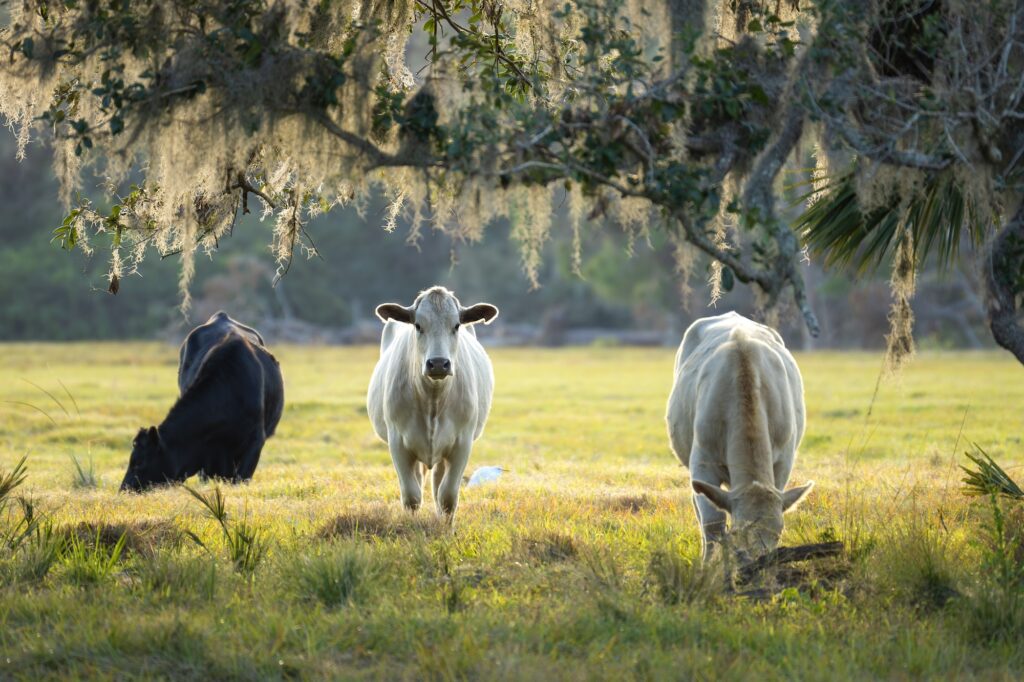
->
[[424, 357, 453, 379], [119, 473, 142, 493]]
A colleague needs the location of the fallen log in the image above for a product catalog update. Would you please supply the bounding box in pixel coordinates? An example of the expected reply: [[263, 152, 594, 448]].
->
[[737, 541, 845, 584]]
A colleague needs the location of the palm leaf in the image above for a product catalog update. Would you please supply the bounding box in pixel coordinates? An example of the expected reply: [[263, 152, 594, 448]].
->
[[794, 167, 990, 273], [961, 445, 1024, 500]]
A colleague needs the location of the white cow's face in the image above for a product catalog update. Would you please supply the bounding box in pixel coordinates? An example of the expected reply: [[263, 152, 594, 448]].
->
[[376, 287, 498, 382], [692, 480, 814, 558]]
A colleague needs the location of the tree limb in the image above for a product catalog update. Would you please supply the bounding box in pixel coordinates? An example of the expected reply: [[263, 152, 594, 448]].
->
[[985, 201, 1024, 363], [311, 113, 435, 169], [742, 58, 821, 336]]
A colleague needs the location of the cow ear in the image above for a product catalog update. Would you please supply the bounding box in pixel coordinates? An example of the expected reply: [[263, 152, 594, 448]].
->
[[782, 481, 814, 512], [692, 480, 731, 512], [375, 304, 414, 324], [146, 426, 161, 445], [460, 303, 499, 325]]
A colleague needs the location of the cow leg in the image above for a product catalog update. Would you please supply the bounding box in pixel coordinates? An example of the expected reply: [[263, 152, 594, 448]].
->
[[388, 431, 423, 511], [431, 459, 447, 504], [693, 493, 727, 561], [231, 433, 266, 483], [435, 441, 471, 523]]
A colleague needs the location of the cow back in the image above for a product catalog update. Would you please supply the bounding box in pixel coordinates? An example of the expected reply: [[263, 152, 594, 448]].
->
[[667, 312, 803, 473], [178, 312, 266, 394], [160, 336, 268, 478]]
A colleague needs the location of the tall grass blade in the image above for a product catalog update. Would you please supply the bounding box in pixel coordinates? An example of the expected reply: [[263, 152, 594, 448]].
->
[[183, 485, 229, 524], [57, 379, 81, 418], [2, 401, 58, 427], [22, 379, 70, 418], [69, 454, 98, 489]]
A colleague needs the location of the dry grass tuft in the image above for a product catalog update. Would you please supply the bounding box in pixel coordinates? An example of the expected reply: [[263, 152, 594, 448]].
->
[[646, 549, 721, 605], [601, 494, 655, 514], [317, 504, 444, 540], [516, 530, 577, 563], [64, 520, 182, 557], [735, 553, 853, 601]]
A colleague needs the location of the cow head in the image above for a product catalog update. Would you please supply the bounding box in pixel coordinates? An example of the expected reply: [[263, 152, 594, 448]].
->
[[376, 286, 498, 382], [120, 426, 170, 492], [692, 479, 814, 558]]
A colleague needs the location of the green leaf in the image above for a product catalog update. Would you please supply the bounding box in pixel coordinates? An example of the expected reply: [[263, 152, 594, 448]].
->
[[720, 266, 735, 292], [52, 210, 81, 250], [747, 84, 769, 106]]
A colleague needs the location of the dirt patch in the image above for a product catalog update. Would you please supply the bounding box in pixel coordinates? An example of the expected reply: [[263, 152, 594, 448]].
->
[[731, 541, 850, 600]]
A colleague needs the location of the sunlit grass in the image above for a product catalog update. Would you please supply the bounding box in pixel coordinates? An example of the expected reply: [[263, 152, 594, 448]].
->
[[0, 344, 1021, 677]]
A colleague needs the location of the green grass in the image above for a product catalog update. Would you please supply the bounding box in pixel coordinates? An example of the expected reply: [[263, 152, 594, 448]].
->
[[0, 344, 1022, 679]]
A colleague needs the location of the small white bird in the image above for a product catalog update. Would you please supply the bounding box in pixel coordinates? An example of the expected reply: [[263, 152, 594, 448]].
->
[[465, 466, 506, 488]]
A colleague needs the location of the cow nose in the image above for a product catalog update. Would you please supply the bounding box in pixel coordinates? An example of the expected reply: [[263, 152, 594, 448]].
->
[[425, 357, 452, 377]]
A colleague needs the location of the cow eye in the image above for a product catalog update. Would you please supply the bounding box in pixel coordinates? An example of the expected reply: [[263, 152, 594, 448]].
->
[[415, 323, 423, 333], [452, 324, 460, 334]]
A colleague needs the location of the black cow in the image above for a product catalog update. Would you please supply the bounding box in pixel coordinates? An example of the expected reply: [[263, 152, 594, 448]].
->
[[120, 312, 284, 492]]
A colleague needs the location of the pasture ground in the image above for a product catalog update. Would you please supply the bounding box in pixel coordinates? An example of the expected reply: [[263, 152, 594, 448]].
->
[[0, 344, 1022, 680]]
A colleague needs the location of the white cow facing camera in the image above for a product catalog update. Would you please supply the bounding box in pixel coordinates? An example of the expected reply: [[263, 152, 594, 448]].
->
[[367, 286, 498, 523]]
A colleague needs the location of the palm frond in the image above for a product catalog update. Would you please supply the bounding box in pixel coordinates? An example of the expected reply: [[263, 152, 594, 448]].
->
[[0, 455, 29, 509], [794, 167, 990, 273], [961, 445, 1024, 500]]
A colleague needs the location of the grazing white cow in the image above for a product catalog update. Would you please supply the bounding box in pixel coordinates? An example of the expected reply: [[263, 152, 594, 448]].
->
[[367, 286, 498, 521], [666, 312, 813, 559]]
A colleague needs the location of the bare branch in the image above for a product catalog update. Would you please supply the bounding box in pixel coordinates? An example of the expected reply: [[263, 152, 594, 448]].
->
[[231, 173, 276, 213]]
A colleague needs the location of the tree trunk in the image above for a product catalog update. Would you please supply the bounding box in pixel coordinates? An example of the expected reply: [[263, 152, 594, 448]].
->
[[985, 202, 1024, 365]]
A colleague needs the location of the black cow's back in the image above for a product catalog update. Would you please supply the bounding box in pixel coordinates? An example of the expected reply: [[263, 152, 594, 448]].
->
[[159, 333, 283, 481], [178, 311, 266, 394]]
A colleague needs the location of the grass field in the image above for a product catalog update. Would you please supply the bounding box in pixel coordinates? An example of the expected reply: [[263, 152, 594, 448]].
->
[[0, 344, 1022, 679]]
